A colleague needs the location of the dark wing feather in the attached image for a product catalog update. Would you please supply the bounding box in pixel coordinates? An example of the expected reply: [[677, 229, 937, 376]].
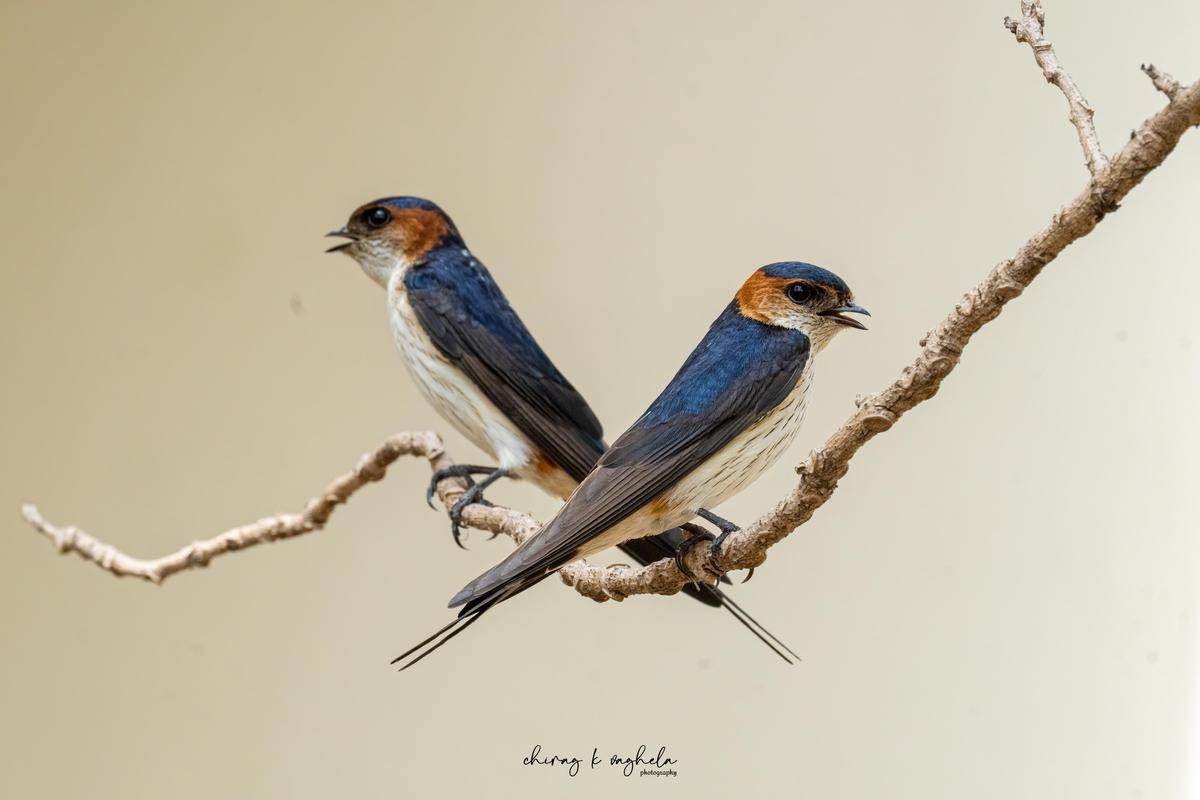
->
[[405, 256, 603, 480], [408, 254, 726, 605], [450, 307, 810, 609]]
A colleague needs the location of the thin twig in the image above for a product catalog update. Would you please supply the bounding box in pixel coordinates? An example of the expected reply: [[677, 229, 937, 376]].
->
[[1142, 63, 1181, 101], [21, 432, 536, 584], [1005, 0, 1107, 174]]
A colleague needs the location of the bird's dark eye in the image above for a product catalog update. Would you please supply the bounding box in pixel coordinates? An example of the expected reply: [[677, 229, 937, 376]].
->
[[786, 283, 812, 304], [365, 207, 393, 229]]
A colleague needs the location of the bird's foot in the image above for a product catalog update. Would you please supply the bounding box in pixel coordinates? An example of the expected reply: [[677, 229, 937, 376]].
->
[[425, 464, 497, 510], [673, 523, 715, 581], [446, 468, 510, 549], [696, 508, 752, 582]]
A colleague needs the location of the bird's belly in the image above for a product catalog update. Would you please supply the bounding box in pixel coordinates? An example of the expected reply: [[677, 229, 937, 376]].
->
[[666, 366, 814, 513], [570, 371, 815, 563], [572, 504, 685, 563], [386, 282, 533, 471]]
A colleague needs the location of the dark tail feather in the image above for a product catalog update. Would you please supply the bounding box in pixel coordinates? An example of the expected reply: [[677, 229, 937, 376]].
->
[[703, 585, 800, 663], [622, 532, 798, 663], [459, 571, 550, 617], [393, 573, 555, 672], [391, 598, 498, 671]]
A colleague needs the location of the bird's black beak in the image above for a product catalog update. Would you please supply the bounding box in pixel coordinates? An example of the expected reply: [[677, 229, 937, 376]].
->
[[819, 303, 870, 330], [324, 228, 357, 253]]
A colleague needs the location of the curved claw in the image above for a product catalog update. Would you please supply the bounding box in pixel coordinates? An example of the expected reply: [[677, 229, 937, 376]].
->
[[707, 527, 740, 582], [740, 567, 755, 584], [450, 513, 469, 549], [674, 523, 714, 580], [426, 468, 474, 510], [447, 483, 496, 549], [448, 496, 475, 549], [426, 465, 498, 510]]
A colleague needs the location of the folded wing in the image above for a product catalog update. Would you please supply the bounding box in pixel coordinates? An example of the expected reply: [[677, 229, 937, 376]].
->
[[449, 305, 810, 611]]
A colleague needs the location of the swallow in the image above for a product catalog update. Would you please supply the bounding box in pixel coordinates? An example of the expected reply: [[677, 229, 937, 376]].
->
[[328, 197, 802, 662], [390, 261, 869, 670]]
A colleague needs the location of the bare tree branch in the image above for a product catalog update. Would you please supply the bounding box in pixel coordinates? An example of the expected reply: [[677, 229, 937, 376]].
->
[[18, 3, 1200, 606], [21, 432, 536, 584], [1005, 0, 1107, 174], [17, 427, 628, 596], [565, 77, 1200, 602]]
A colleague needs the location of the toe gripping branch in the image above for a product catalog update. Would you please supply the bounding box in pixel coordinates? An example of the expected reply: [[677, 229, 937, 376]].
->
[[676, 509, 753, 584], [425, 465, 509, 548], [673, 517, 788, 663]]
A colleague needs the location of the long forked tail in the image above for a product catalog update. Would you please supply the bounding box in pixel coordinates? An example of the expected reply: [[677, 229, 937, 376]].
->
[[392, 536, 799, 670], [704, 585, 800, 664], [391, 573, 553, 671], [624, 532, 799, 664], [390, 600, 496, 671], [391, 580, 798, 671]]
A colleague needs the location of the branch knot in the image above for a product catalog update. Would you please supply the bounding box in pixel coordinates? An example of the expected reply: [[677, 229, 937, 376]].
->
[[54, 524, 79, 554], [186, 543, 214, 569]]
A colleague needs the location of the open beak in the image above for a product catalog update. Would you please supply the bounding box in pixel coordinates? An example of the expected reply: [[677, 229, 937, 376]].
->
[[324, 228, 357, 253], [819, 302, 870, 330]]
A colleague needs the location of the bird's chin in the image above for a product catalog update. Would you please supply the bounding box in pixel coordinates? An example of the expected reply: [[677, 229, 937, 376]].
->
[[346, 246, 405, 288], [807, 316, 866, 352]]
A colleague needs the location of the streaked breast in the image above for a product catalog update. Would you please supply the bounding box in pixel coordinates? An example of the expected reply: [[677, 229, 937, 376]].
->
[[666, 363, 814, 513]]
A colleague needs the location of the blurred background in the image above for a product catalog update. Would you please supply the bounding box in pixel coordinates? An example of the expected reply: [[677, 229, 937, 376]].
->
[[1, 1, 1197, 797]]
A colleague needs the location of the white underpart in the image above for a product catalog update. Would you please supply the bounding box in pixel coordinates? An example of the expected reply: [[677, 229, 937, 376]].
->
[[667, 360, 814, 514], [385, 267, 537, 475], [570, 358, 817, 562]]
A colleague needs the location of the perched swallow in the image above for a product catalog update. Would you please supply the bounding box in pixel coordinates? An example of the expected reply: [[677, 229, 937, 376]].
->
[[391, 261, 869, 669], [328, 197, 799, 661]]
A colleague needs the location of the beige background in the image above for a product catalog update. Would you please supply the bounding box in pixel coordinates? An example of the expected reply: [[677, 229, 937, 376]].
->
[[2, 1, 1197, 797]]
